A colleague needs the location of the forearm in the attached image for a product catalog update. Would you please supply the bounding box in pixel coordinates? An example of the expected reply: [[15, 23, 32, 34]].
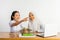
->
[[11, 20, 23, 27]]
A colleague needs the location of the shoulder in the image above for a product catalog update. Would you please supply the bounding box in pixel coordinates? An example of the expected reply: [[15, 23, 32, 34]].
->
[[34, 18, 40, 22], [34, 18, 41, 25], [9, 20, 16, 25], [10, 20, 16, 23]]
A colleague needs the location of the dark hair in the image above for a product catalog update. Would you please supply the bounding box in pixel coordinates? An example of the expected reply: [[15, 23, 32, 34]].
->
[[11, 11, 19, 20]]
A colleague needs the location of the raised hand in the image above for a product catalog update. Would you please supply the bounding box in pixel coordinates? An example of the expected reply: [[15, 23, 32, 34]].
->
[[22, 17, 28, 22]]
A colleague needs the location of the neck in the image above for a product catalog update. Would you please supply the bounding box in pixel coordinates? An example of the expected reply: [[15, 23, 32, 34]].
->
[[30, 19, 34, 22]]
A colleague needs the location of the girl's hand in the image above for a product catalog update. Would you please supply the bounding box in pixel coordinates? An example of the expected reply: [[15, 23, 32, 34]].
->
[[22, 17, 28, 22]]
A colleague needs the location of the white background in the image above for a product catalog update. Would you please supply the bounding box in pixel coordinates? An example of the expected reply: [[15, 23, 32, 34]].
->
[[56, 0, 60, 32], [0, 0, 59, 34]]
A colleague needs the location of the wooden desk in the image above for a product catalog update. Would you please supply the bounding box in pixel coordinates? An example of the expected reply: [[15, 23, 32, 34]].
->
[[0, 32, 60, 40]]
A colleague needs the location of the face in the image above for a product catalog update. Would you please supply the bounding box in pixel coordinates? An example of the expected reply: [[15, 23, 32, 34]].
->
[[29, 12, 35, 21], [12, 12, 20, 20]]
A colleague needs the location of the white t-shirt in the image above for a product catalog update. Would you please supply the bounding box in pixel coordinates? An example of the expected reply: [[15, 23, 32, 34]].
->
[[9, 20, 28, 32]]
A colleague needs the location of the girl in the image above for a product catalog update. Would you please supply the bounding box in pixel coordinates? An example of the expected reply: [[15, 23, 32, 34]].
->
[[28, 12, 41, 33], [9, 11, 28, 32]]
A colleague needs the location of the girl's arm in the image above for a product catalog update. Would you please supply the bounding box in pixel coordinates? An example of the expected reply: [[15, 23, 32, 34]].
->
[[11, 17, 28, 27]]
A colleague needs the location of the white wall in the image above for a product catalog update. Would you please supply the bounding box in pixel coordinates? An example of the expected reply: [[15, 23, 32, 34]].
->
[[0, 0, 57, 36], [56, 0, 60, 32]]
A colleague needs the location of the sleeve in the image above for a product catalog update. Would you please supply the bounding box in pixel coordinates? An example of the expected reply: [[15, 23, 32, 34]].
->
[[37, 20, 44, 32], [37, 20, 41, 32], [9, 20, 15, 27]]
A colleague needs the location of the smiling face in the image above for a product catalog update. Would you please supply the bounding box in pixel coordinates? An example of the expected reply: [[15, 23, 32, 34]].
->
[[12, 12, 20, 21], [29, 12, 35, 21]]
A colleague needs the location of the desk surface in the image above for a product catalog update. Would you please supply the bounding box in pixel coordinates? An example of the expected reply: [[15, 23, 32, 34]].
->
[[0, 32, 60, 40]]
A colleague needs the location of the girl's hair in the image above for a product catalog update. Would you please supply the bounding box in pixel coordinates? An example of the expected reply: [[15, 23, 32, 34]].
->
[[11, 11, 19, 20]]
